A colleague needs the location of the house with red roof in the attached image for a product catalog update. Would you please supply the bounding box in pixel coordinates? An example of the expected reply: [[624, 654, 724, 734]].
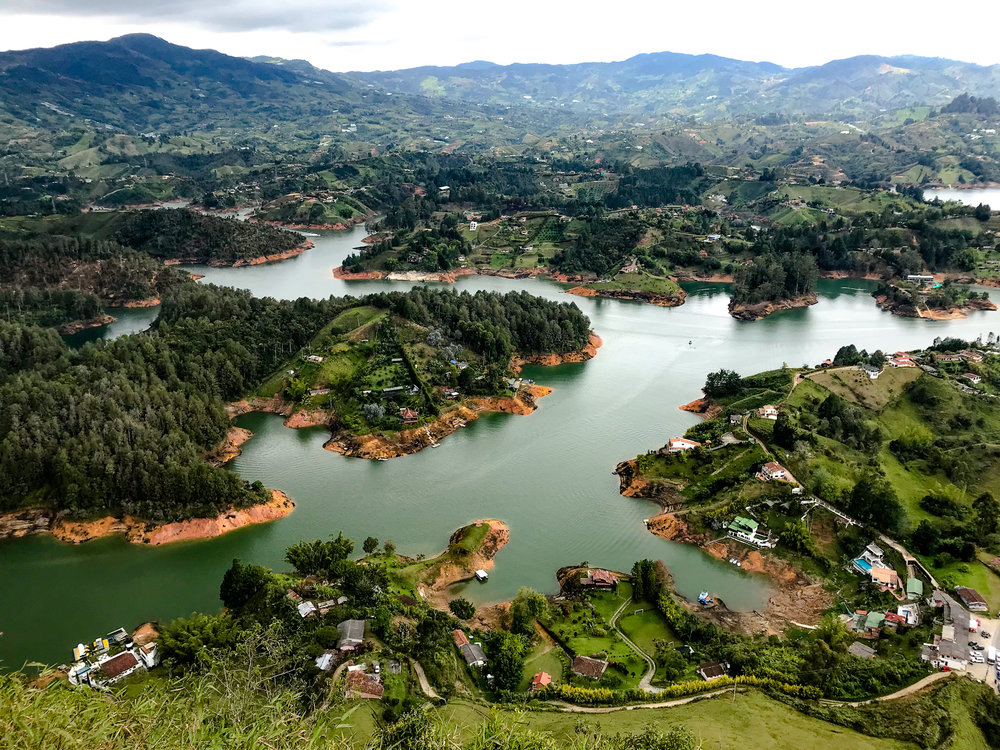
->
[[529, 672, 552, 692]]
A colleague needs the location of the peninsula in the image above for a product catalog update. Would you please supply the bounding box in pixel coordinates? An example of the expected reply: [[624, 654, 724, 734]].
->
[[223, 292, 598, 460]]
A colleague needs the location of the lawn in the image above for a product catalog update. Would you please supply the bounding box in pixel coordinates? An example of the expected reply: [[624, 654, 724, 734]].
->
[[518, 633, 566, 691], [806, 367, 921, 412], [919, 555, 1000, 612], [587, 272, 682, 296], [616, 602, 678, 658], [329, 305, 381, 334]]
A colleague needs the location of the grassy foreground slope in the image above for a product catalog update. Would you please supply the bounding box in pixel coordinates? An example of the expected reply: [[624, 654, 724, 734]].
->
[[9, 669, 1000, 750]]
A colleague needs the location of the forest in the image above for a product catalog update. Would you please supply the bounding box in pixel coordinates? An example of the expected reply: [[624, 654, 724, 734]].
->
[[0, 284, 591, 523], [363, 288, 592, 361], [111, 208, 305, 263], [0, 235, 181, 314], [730, 252, 818, 305]]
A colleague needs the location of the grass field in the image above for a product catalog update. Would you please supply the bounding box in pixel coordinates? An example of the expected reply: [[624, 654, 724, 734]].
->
[[806, 366, 921, 412], [339, 692, 919, 749], [585, 272, 682, 296]]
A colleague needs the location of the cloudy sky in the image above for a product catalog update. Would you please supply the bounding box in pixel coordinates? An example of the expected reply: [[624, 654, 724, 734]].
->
[[1, 0, 997, 72]]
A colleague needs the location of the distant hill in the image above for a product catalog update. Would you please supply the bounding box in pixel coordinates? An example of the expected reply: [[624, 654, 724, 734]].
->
[[0, 34, 365, 132], [346, 51, 1000, 118]]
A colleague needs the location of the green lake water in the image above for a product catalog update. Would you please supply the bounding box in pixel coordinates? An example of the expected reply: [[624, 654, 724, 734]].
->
[[4, 221, 1000, 670]]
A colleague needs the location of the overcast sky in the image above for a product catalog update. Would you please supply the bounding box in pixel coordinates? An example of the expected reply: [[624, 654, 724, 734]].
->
[[1, 0, 997, 72]]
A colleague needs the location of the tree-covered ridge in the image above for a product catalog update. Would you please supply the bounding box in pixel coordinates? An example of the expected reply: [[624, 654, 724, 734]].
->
[[111, 208, 305, 263], [365, 288, 591, 360], [0, 284, 591, 522], [0, 235, 159, 296]]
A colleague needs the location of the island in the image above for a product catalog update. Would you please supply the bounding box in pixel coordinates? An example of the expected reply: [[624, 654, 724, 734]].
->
[[873, 278, 997, 319], [727, 251, 819, 320]]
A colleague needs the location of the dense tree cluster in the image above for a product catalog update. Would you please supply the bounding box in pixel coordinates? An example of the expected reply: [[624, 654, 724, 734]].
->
[[112, 208, 304, 263], [551, 215, 646, 276], [730, 252, 818, 305], [364, 288, 591, 361]]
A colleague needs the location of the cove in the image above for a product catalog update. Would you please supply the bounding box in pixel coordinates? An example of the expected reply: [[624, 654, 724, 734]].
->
[[4, 222, 1000, 671]]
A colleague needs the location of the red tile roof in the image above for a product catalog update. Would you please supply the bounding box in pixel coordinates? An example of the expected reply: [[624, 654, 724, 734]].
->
[[530, 671, 552, 689], [344, 671, 384, 699], [453, 629, 470, 647], [99, 651, 139, 680]]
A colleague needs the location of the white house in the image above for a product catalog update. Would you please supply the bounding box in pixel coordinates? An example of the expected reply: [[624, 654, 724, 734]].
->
[[759, 461, 787, 481], [667, 437, 702, 452], [469, 221, 478, 231], [861, 363, 882, 379], [757, 405, 778, 420], [963, 373, 982, 385]]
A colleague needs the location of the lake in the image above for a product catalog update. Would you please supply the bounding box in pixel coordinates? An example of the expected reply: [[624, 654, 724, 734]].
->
[[4, 222, 1000, 670], [923, 187, 1000, 207]]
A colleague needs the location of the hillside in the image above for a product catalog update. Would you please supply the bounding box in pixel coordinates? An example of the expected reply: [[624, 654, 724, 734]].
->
[[349, 52, 1000, 119], [0, 33, 361, 133]]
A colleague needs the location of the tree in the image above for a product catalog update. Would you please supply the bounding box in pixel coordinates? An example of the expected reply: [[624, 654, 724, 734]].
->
[[911, 520, 941, 555], [485, 630, 526, 692], [159, 612, 240, 670], [703, 369, 742, 398], [283, 533, 354, 577], [220, 559, 272, 611], [509, 587, 547, 635], [383, 540, 397, 557], [975, 492, 1000, 536], [449, 597, 476, 620], [778, 520, 813, 553], [363, 536, 380, 555], [630, 559, 657, 602], [847, 475, 903, 534]]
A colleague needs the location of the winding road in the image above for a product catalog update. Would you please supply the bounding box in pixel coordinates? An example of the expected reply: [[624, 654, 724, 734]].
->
[[609, 597, 662, 693]]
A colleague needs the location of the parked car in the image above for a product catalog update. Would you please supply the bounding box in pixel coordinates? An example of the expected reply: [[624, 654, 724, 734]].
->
[[971, 654, 985, 664], [983, 631, 992, 639]]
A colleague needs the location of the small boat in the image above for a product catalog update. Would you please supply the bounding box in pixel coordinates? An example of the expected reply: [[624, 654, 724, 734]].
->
[[430, 442, 440, 448], [697, 591, 714, 606]]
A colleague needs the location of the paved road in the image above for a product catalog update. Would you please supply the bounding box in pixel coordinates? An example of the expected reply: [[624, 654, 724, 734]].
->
[[409, 658, 440, 700], [609, 597, 661, 694]]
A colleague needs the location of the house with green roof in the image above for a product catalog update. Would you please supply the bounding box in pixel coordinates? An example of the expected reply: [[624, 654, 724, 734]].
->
[[906, 577, 923, 600]]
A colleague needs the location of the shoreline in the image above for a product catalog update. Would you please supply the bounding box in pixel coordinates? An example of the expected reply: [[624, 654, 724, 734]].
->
[[226, 336, 601, 461], [873, 293, 997, 320], [248, 215, 368, 232], [566, 285, 687, 307], [165, 239, 314, 269], [728, 293, 818, 321], [615, 466, 831, 634], [57, 314, 117, 335], [0, 490, 294, 546], [325, 384, 554, 459]]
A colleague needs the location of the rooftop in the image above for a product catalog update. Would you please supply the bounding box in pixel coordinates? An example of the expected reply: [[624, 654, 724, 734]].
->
[[571, 655, 608, 680]]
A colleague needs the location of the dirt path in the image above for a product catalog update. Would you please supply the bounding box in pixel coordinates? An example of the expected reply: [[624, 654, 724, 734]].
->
[[609, 597, 661, 694], [820, 671, 953, 707], [409, 658, 440, 699], [549, 672, 956, 714]]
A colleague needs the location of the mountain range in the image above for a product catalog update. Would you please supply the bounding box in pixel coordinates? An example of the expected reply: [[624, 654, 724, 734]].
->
[[346, 52, 1000, 118], [0, 34, 999, 137]]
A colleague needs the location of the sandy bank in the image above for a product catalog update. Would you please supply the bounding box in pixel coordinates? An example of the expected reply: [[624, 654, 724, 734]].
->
[[120, 297, 161, 309], [513, 332, 602, 371], [164, 240, 314, 268], [325, 385, 553, 459], [729, 293, 818, 321], [678, 398, 722, 421], [874, 293, 997, 320], [207, 426, 254, 466], [56, 314, 117, 335], [0, 490, 294, 546]]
